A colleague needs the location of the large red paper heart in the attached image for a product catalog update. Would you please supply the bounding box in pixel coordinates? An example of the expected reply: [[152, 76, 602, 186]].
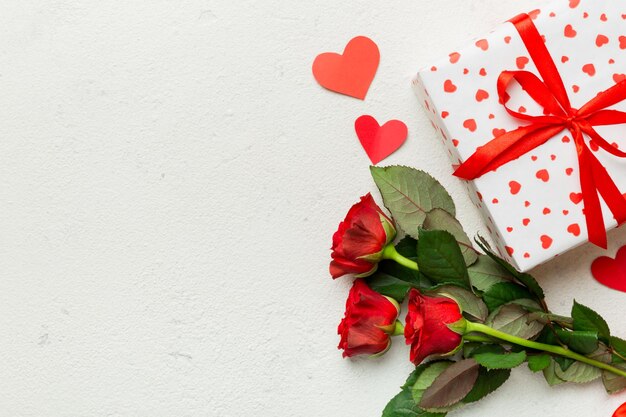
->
[[312, 36, 379, 100], [591, 245, 626, 292], [355, 115, 407, 164]]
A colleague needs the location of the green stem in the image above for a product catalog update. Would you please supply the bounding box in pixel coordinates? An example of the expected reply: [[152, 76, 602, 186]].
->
[[382, 245, 419, 271], [465, 321, 626, 379], [464, 334, 497, 343]]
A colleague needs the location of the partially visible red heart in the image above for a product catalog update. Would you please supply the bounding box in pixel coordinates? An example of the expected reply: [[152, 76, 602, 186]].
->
[[591, 246, 626, 292], [355, 115, 407, 165], [312, 36, 379, 100]]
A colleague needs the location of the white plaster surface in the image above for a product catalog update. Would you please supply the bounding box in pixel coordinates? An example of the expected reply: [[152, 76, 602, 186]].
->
[[0, 1, 625, 416]]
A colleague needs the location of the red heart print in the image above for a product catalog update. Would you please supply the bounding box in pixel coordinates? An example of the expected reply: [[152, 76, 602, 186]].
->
[[567, 223, 580, 236], [516, 56, 529, 69], [570, 192, 583, 204], [569, 0, 580, 8], [591, 246, 626, 292], [564, 24, 577, 38], [583, 63, 596, 76], [475, 89, 489, 102], [615, 74, 626, 83], [312, 36, 379, 100], [355, 115, 407, 165], [596, 35, 609, 47], [509, 180, 521, 195], [541, 235, 553, 249], [463, 119, 477, 132], [444, 80, 457, 93], [449, 52, 460, 63], [620, 36, 626, 50], [536, 169, 549, 182], [475, 39, 489, 51]]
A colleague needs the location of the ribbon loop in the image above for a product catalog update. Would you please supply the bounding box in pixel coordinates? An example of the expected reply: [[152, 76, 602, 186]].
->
[[453, 13, 626, 249]]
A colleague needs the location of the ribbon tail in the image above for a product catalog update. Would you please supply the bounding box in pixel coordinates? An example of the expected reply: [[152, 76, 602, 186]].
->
[[454, 124, 563, 180], [578, 147, 607, 248], [589, 151, 626, 226]]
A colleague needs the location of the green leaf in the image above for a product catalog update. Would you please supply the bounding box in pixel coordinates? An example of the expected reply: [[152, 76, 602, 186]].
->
[[428, 285, 488, 322], [366, 273, 411, 302], [422, 208, 478, 266], [610, 336, 626, 361], [542, 358, 566, 386], [554, 356, 575, 372], [555, 330, 599, 355], [418, 359, 480, 411], [412, 362, 451, 405], [417, 229, 469, 289], [482, 282, 534, 312], [527, 354, 551, 372], [467, 344, 505, 357], [462, 367, 510, 403], [571, 301, 610, 344], [602, 363, 626, 394], [554, 360, 601, 383], [467, 255, 511, 293], [474, 236, 544, 300], [487, 304, 544, 340], [554, 348, 610, 384], [473, 351, 527, 370], [383, 366, 447, 417], [370, 166, 455, 238]]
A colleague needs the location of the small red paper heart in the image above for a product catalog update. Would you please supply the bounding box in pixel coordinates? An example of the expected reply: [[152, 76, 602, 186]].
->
[[509, 180, 521, 195], [591, 246, 626, 292], [312, 36, 379, 100], [355, 115, 407, 165], [620, 36, 626, 50]]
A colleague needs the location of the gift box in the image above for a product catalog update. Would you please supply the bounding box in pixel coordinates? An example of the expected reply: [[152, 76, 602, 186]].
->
[[412, 0, 626, 271]]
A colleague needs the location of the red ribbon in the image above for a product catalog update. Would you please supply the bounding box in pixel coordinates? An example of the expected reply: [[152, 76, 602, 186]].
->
[[453, 13, 626, 249]]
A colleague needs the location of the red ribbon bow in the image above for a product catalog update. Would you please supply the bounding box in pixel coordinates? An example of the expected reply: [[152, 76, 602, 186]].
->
[[454, 13, 626, 249]]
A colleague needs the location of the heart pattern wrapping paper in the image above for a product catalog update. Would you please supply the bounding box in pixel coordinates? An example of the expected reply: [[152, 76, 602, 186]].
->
[[413, 0, 626, 272]]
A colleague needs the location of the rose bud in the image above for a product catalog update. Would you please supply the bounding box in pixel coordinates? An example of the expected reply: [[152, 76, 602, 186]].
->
[[338, 279, 401, 358], [404, 289, 464, 365], [330, 193, 396, 279]]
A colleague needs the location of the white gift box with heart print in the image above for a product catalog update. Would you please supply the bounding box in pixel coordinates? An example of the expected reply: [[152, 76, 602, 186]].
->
[[412, 0, 626, 272]]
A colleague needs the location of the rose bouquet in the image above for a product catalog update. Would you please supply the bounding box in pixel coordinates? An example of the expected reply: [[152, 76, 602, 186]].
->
[[330, 165, 626, 416]]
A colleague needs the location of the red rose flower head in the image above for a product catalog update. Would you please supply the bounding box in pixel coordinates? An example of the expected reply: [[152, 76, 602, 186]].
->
[[330, 193, 396, 279], [338, 279, 401, 358], [404, 289, 463, 365]]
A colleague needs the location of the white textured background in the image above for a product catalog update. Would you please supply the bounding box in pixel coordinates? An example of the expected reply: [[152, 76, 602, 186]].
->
[[1, 0, 625, 416]]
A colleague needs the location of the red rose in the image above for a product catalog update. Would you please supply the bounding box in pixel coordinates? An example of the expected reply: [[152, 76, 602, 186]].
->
[[404, 289, 463, 365], [338, 279, 400, 358], [330, 193, 396, 279]]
